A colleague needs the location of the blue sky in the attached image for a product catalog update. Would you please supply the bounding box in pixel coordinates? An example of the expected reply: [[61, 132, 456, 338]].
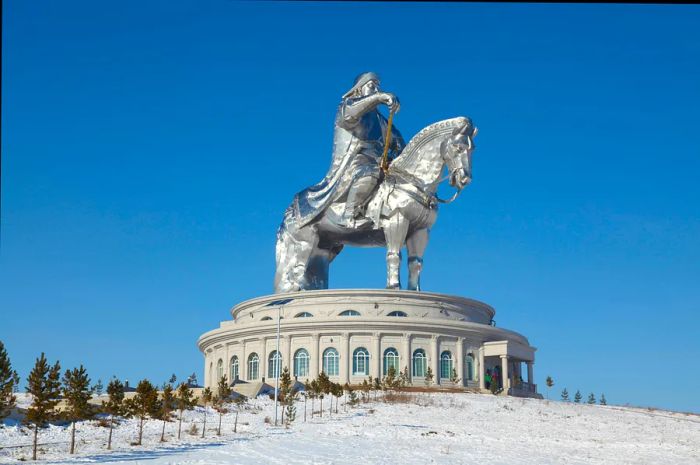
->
[[2, 2, 699, 412]]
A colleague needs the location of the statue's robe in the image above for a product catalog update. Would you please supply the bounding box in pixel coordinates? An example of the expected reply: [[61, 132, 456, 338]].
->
[[293, 98, 405, 228]]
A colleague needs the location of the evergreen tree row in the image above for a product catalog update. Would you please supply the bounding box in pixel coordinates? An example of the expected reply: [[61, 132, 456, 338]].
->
[[0, 342, 248, 461], [560, 387, 607, 405]]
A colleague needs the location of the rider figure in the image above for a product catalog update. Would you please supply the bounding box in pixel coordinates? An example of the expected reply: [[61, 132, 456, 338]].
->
[[337, 72, 404, 225], [292, 72, 405, 228]]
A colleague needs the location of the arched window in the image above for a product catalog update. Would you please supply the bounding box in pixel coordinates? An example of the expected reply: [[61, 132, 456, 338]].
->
[[383, 348, 399, 376], [216, 359, 224, 381], [339, 310, 360, 316], [268, 350, 282, 379], [209, 361, 213, 386], [465, 354, 474, 381], [261, 316, 273, 321], [294, 312, 313, 318], [323, 348, 339, 376], [412, 349, 427, 378], [294, 349, 309, 377], [248, 353, 259, 380], [353, 347, 369, 376], [387, 311, 407, 317], [230, 356, 239, 381], [440, 351, 453, 380]]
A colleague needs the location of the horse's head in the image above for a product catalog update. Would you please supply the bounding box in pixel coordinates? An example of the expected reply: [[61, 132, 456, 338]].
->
[[442, 117, 477, 191]]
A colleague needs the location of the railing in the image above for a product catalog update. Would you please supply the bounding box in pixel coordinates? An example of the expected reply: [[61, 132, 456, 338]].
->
[[511, 381, 537, 393]]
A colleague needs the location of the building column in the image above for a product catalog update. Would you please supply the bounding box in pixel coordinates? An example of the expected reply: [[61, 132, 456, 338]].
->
[[241, 343, 247, 381], [341, 332, 350, 384], [225, 345, 231, 384], [281, 335, 291, 375], [456, 337, 465, 387], [478, 348, 485, 389], [371, 332, 381, 379], [310, 334, 320, 379], [261, 337, 268, 382], [500, 355, 509, 393], [527, 361, 534, 385], [431, 335, 440, 385], [286, 336, 293, 377], [402, 333, 411, 377]]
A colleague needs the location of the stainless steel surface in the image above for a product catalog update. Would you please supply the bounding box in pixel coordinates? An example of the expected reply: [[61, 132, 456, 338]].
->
[[274, 73, 477, 293]]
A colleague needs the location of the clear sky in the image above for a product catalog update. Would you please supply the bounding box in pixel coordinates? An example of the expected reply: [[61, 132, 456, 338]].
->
[[2, 2, 699, 412]]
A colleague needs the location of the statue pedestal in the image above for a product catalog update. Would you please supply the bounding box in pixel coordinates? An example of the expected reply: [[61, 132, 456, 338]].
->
[[198, 289, 541, 398]]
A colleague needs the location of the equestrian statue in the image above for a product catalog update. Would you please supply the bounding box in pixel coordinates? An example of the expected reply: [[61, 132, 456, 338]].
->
[[274, 72, 477, 293]]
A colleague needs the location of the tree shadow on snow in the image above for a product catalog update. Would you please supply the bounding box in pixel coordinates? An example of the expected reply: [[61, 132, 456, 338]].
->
[[44, 437, 255, 464]]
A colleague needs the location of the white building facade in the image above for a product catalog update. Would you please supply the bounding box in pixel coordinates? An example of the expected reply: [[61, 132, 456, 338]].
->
[[198, 289, 539, 397]]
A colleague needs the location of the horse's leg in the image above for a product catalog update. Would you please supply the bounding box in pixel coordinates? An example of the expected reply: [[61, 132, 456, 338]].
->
[[406, 228, 429, 291], [290, 225, 319, 291], [275, 210, 319, 292], [383, 212, 409, 290], [305, 244, 342, 290]]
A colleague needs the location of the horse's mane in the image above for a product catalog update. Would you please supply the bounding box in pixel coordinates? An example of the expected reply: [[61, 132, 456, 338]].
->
[[391, 117, 469, 171]]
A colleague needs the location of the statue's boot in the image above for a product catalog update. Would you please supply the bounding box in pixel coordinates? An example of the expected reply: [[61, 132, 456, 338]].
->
[[342, 176, 377, 227]]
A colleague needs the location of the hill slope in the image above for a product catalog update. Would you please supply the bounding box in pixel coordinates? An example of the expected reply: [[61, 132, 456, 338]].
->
[[1, 392, 698, 464]]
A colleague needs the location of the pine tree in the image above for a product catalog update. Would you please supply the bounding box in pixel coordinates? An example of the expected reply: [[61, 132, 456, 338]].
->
[[62, 365, 93, 454], [25, 353, 61, 461], [168, 374, 177, 385], [587, 393, 596, 404], [0, 341, 20, 420], [574, 390, 582, 403], [175, 382, 197, 439], [214, 375, 231, 435], [103, 378, 125, 449], [279, 367, 292, 425], [600, 394, 607, 406], [308, 380, 317, 417], [316, 372, 330, 417], [93, 378, 104, 397], [200, 386, 213, 438], [560, 388, 569, 402], [333, 383, 343, 414], [365, 375, 373, 401], [383, 366, 397, 391], [281, 370, 298, 427], [159, 384, 176, 442], [187, 372, 198, 387], [373, 377, 381, 399], [398, 366, 410, 390], [124, 379, 160, 445], [232, 394, 247, 432], [545, 376, 554, 400], [425, 367, 434, 388], [450, 367, 461, 385], [347, 385, 359, 407]]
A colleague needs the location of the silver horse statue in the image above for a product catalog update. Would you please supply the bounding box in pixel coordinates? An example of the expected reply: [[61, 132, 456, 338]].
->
[[275, 116, 476, 293]]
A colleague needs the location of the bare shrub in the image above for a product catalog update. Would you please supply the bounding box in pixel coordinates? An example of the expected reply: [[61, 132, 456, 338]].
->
[[188, 423, 199, 436], [95, 418, 110, 428], [263, 416, 271, 424], [383, 392, 415, 404]]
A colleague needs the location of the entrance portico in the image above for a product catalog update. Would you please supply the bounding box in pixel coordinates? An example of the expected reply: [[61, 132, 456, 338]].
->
[[481, 340, 538, 397]]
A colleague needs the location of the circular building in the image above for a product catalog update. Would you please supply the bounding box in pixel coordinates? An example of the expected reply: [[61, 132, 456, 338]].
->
[[197, 289, 540, 397]]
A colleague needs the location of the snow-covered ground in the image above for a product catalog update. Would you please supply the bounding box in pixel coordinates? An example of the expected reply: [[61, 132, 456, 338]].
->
[[1, 392, 698, 464]]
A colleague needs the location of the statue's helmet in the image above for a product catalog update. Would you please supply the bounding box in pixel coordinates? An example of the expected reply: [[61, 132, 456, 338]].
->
[[342, 72, 380, 99]]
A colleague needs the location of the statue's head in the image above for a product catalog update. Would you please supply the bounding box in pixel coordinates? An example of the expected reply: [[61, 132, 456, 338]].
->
[[443, 117, 477, 190], [343, 72, 380, 99]]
